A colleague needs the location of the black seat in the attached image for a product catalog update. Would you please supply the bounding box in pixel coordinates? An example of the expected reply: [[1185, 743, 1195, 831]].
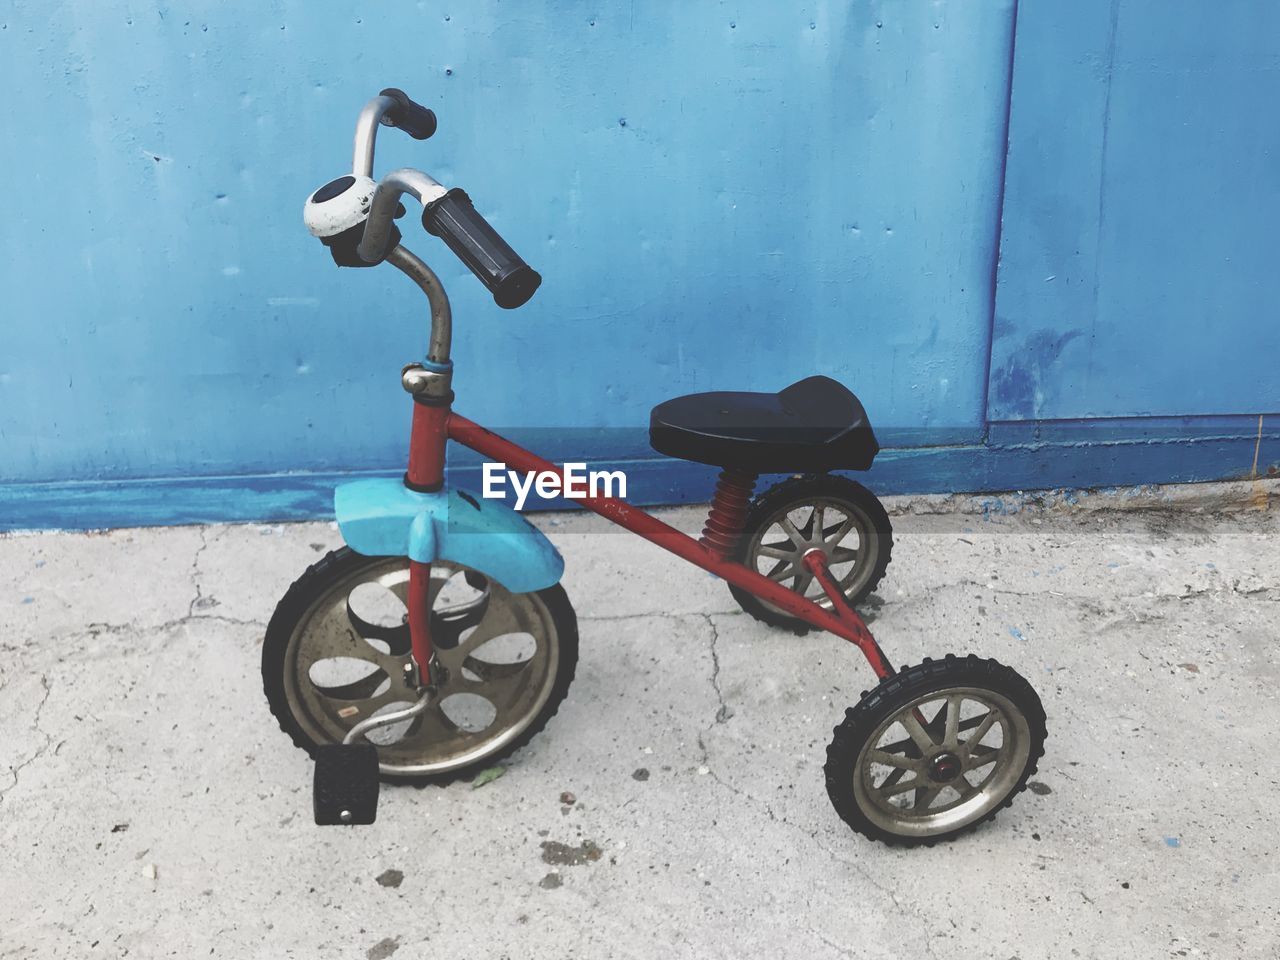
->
[[649, 376, 879, 473]]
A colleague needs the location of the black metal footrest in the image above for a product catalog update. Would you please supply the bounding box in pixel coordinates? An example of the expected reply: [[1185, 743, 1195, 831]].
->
[[313, 744, 380, 825]]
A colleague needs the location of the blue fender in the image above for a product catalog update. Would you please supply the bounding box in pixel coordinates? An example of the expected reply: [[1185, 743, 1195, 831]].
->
[[334, 478, 564, 593]]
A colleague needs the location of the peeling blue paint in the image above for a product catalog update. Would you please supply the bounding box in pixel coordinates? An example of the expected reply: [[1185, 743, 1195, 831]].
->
[[990, 330, 1085, 420]]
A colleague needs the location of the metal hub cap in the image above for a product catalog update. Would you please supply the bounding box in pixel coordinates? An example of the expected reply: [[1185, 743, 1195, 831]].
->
[[281, 558, 560, 776], [928, 752, 962, 783], [745, 498, 877, 615], [852, 686, 1032, 837]]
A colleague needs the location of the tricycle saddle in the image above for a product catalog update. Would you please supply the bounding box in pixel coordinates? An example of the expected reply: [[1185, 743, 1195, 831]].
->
[[648, 375, 879, 473]]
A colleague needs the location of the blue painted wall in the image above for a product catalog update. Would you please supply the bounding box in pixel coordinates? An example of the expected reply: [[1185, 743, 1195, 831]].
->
[[991, 0, 1280, 422], [1, 0, 1276, 529]]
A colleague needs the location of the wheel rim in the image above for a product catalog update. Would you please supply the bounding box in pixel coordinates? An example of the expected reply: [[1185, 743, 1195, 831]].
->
[[852, 686, 1032, 838], [281, 556, 560, 777], [744, 496, 878, 616]]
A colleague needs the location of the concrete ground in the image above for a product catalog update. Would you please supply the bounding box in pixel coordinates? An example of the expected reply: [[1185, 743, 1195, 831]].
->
[[2, 481, 1278, 960]]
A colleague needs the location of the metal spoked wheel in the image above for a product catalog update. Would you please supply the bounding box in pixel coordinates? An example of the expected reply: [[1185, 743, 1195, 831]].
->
[[730, 474, 893, 633], [825, 656, 1046, 845], [262, 548, 577, 783]]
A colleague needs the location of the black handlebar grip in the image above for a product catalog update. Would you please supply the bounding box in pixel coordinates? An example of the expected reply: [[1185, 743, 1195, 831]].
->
[[422, 188, 542, 309], [379, 88, 437, 140]]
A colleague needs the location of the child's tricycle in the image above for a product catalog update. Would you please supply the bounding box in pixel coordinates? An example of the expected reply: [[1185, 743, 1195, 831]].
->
[[263, 90, 1046, 846]]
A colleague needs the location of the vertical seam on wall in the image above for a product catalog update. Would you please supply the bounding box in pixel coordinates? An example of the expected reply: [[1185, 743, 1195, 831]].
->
[[1250, 414, 1264, 478], [1087, 0, 1122, 381], [979, 0, 1021, 445]]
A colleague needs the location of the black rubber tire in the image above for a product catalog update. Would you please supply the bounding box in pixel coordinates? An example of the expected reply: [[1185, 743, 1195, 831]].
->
[[824, 655, 1047, 846], [262, 547, 578, 786], [729, 474, 893, 634]]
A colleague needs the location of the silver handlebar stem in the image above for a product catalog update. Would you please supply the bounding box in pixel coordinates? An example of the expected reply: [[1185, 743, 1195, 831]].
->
[[348, 96, 452, 365], [351, 95, 397, 177], [358, 168, 449, 265], [385, 245, 453, 364]]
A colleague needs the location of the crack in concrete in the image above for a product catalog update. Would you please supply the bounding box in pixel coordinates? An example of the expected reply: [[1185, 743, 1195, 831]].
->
[[690, 616, 790, 830], [8, 612, 269, 653], [579, 610, 744, 624], [188, 613, 268, 628], [898, 576, 1280, 608], [95, 613, 266, 636], [703, 614, 732, 724], [187, 527, 212, 617], [812, 930, 857, 958], [0, 673, 53, 805], [1172, 584, 1279, 602]]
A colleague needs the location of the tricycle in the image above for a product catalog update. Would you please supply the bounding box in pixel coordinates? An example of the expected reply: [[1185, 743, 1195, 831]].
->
[[262, 89, 1047, 845]]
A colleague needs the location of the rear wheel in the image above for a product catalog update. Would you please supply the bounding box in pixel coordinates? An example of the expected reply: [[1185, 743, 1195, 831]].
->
[[262, 548, 577, 784], [730, 474, 892, 633], [824, 656, 1047, 845]]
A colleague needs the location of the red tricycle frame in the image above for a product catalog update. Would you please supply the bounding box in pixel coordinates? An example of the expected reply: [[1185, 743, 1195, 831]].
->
[[401, 395, 893, 686]]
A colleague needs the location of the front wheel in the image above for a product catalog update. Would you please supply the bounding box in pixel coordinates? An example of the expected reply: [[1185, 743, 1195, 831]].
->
[[824, 655, 1047, 845], [262, 548, 577, 784]]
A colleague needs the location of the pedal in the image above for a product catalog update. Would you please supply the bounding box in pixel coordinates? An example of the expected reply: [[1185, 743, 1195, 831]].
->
[[313, 744, 380, 826]]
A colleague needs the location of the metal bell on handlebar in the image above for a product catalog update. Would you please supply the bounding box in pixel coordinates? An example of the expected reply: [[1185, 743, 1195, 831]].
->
[[303, 175, 404, 267]]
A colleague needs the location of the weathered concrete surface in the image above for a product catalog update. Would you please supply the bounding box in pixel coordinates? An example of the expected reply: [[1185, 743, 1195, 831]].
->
[[2, 481, 1279, 959]]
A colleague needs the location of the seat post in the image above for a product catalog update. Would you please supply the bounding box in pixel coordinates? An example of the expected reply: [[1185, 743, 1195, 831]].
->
[[700, 469, 758, 560]]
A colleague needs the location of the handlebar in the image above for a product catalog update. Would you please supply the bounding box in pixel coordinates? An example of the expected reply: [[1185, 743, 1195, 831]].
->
[[421, 189, 542, 309], [378, 88, 437, 140], [351, 89, 437, 177], [357, 168, 447, 264], [337, 90, 541, 309]]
